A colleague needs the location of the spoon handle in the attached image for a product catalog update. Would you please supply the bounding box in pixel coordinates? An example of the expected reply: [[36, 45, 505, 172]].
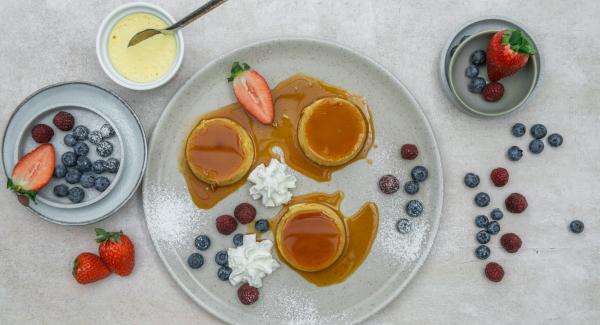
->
[[166, 0, 228, 31]]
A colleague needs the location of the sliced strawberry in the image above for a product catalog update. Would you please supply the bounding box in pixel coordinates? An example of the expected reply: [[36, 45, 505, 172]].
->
[[7, 143, 55, 202], [487, 30, 536, 82], [227, 62, 274, 124]]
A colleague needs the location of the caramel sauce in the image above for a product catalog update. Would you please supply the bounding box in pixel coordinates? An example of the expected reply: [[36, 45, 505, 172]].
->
[[180, 74, 375, 209], [272, 192, 379, 287]]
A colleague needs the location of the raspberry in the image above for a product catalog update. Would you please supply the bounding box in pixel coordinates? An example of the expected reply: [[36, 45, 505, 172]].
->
[[490, 167, 509, 187], [237, 284, 259, 305], [52, 111, 75, 131], [505, 193, 528, 213], [400, 144, 419, 160], [484, 262, 504, 282], [234, 203, 256, 224], [378, 175, 400, 194], [482, 82, 504, 102], [31, 124, 54, 143], [501, 233, 522, 253], [215, 215, 237, 235]]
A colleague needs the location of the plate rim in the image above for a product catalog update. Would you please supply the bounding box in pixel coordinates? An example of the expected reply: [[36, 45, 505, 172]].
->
[[143, 36, 444, 324]]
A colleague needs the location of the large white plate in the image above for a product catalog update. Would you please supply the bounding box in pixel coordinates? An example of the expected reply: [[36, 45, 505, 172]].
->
[[143, 38, 443, 324]]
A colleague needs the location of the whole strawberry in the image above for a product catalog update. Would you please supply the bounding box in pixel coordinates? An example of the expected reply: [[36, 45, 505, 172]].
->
[[96, 228, 135, 276], [487, 30, 536, 82], [73, 252, 111, 285]]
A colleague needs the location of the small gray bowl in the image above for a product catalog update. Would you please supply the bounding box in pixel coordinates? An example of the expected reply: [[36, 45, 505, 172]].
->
[[448, 30, 538, 117]]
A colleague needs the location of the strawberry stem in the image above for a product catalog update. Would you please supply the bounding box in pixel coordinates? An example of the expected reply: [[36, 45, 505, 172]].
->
[[7, 178, 37, 203], [227, 61, 252, 82], [72, 257, 79, 276], [95, 228, 122, 243], [501, 30, 536, 55]]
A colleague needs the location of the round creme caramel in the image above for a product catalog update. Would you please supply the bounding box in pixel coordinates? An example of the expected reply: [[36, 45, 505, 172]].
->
[[276, 203, 346, 272], [185, 118, 255, 186], [298, 97, 368, 166]]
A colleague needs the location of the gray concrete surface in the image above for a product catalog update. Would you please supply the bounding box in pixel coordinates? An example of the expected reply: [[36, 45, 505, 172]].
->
[[1, 0, 599, 324]]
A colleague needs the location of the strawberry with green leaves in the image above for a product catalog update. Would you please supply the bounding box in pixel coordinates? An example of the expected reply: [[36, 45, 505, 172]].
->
[[96, 228, 135, 276], [487, 30, 536, 82], [72, 252, 111, 285], [228, 62, 274, 124], [7, 143, 55, 203]]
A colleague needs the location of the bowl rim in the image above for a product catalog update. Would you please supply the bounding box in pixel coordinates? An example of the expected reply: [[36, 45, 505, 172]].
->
[[447, 29, 538, 117], [95, 2, 184, 91]]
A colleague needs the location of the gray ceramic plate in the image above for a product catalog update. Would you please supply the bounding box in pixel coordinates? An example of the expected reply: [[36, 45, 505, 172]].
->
[[2, 82, 147, 225], [143, 38, 443, 324]]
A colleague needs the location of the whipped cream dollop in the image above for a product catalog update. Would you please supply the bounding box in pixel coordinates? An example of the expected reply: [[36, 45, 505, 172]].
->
[[227, 234, 280, 288], [248, 158, 296, 207]]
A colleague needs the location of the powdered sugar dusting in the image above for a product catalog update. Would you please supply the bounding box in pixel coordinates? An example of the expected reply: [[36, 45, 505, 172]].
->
[[262, 288, 349, 325]]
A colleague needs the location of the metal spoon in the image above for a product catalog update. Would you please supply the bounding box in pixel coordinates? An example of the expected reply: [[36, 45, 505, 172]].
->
[[128, 0, 228, 47]]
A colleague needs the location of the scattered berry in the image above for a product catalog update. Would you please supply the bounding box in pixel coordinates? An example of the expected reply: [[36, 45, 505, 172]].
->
[[53, 184, 69, 197], [68, 186, 85, 203], [511, 123, 526, 137], [530, 124, 547, 139], [215, 250, 228, 266], [237, 284, 260, 305], [95, 228, 135, 276], [80, 172, 96, 188], [233, 233, 244, 247], [76, 156, 92, 172], [378, 175, 400, 194], [104, 158, 120, 173], [216, 215, 238, 235], [255, 219, 270, 233], [490, 208, 504, 221], [468, 77, 486, 94], [72, 125, 89, 141], [464, 173, 480, 188], [485, 262, 504, 282], [470, 49, 486, 66], [54, 165, 67, 178], [234, 203, 256, 224], [404, 181, 419, 195], [505, 193, 528, 213], [465, 64, 479, 78], [400, 144, 419, 160], [482, 82, 504, 102], [217, 266, 232, 281], [476, 230, 491, 244], [486, 221, 500, 235], [529, 139, 544, 154], [490, 167, 509, 187], [99, 123, 115, 138], [62, 151, 77, 167], [64, 134, 77, 147], [72, 252, 111, 285], [92, 160, 106, 174], [73, 142, 89, 156], [65, 169, 82, 184], [88, 130, 103, 145], [475, 245, 491, 260], [31, 124, 54, 143], [569, 220, 584, 234], [52, 111, 75, 131], [547, 133, 563, 147], [94, 176, 110, 192], [411, 166, 428, 182], [96, 141, 114, 157], [187, 253, 204, 269], [194, 235, 211, 251], [396, 218, 412, 234], [474, 192, 490, 207], [507, 146, 523, 161], [475, 215, 489, 228], [500, 233, 522, 253], [405, 200, 424, 217]]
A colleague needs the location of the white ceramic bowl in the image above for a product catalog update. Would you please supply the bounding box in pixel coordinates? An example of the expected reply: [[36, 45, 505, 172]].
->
[[96, 2, 184, 91]]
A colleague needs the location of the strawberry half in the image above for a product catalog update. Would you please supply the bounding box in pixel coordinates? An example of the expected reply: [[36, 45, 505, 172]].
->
[[487, 30, 536, 82], [7, 143, 55, 202], [227, 62, 274, 124]]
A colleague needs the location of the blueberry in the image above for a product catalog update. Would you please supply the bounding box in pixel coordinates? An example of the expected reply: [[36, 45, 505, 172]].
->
[[64, 134, 77, 147], [405, 200, 424, 217], [76, 156, 92, 172], [68, 186, 85, 203], [187, 253, 204, 269], [96, 141, 113, 157], [486, 221, 501, 235], [570, 220, 584, 234], [411, 166, 428, 182], [396, 218, 412, 234], [529, 139, 544, 154], [233, 233, 244, 247], [512, 123, 526, 137], [530, 124, 547, 139], [80, 172, 96, 188], [94, 176, 110, 192], [54, 165, 67, 178], [255, 219, 269, 233], [73, 142, 89, 156], [475, 215, 489, 228], [61, 151, 77, 167], [88, 130, 103, 145], [490, 208, 504, 221], [214, 250, 228, 266], [464, 173, 480, 188], [465, 64, 479, 78], [476, 230, 491, 244], [72, 125, 89, 141], [53, 184, 69, 197], [547, 133, 563, 147], [217, 266, 232, 281], [507, 146, 523, 161], [474, 192, 490, 207], [194, 235, 211, 251], [468, 77, 486, 94], [403, 181, 419, 195], [99, 123, 115, 138], [475, 245, 491, 260], [104, 158, 120, 173], [92, 160, 106, 174], [470, 49, 486, 66], [65, 169, 82, 184]]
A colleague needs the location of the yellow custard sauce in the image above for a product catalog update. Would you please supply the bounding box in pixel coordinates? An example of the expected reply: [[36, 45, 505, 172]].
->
[[108, 13, 176, 83]]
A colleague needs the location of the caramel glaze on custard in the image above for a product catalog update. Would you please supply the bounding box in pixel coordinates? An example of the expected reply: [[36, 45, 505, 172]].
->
[[180, 74, 375, 209], [270, 192, 379, 287]]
